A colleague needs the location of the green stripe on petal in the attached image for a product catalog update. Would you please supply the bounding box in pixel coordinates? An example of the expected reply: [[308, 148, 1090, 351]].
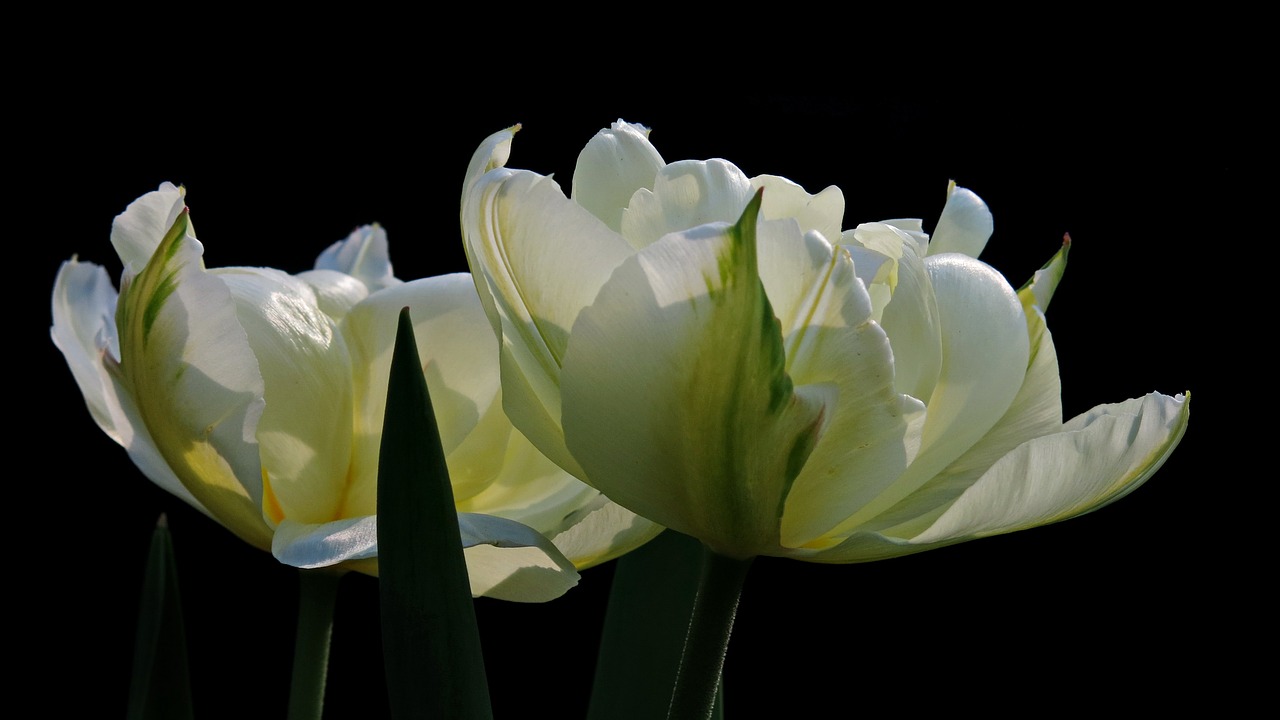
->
[[1018, 234, 1071, 313], [562, 191, 826, 559], [112, 210, 271, 550], [111, 183, 187, 276]]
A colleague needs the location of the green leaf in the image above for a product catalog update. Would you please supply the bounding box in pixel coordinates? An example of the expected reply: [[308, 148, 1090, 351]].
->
[[378, 307, 492, 719], [587, 530, 725, 720], [127, 514, 193, 720]]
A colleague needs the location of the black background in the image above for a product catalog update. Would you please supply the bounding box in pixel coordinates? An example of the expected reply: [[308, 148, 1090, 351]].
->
[[25, 70, 1228, 717]]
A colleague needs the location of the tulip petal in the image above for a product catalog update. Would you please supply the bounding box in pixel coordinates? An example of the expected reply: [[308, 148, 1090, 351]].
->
[[51, 259, 206, 513], [572, 120, 666, 234], [462, 125, 517, 199], [313, 223, 401, 293], [461, 162, 633, 476], [457, 512, 581, 602], [112, 210, 271, 549], [111, 183, 187, 277], [214, 267, 355, 527], [452, 424, 620, 538], [51, 259, 127, 443], [926, 181, 993, 258], [340, 274, 506, 518], [548, 498, 664, 571], [910, 392, 1189, 544], [562, 192, 826, 558], [750, 174, 845, 246], [867, 302, 1064, 536], [620, 158, 755, 250], [846, 221, 944, 403], [295, 268, 371, 322], [1018, 234, 1070, 313], [271, 507, 584, 603], [830, 253, 1030, 535], [273, 515, 379, 567], [784, 528, 919, 563], [752, 222, 924, 547]]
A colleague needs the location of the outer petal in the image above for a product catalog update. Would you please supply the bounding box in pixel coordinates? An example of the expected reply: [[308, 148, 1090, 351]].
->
[[620, 159, 755, 250], [214, 267, 355, 527], [455, 428, 663, 570], [313, 223, 401, 293], [1018, 234, 1070, 313], [829, 253, 1030, 535], [273, 515, 379, 568], [111, 183, 188, 277], [463, 125, 517, 199], [51, 259, 207, 513], [910, 393, 1189, 543], [571, 120, 666, 233], [52, 260, 129, 444], [461, 163, 633, 476], [547, 499, 663, 571], [272, 512, 583, 603], [457, 512, 580, 602], [562, 194, 826, 558], [926, 181, 993, 258], [112, 210, 271, 549]]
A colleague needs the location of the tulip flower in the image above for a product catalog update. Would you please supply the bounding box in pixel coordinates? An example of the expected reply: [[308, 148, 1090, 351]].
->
[[460, 120, 1189, 566], [52, 182, 659, 602]]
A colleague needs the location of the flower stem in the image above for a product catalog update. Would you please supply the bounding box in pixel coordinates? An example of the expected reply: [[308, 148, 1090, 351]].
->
[[287, 569, 343, 720], [667, 546, 754, 720]]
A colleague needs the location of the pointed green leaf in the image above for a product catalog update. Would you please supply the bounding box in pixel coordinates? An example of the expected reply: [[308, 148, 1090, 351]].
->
[[378, 307, 492, 719], [127, 515, 192, 720]]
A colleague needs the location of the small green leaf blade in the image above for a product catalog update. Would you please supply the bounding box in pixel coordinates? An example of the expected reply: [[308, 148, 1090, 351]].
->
[[127, 514, 193, 720]]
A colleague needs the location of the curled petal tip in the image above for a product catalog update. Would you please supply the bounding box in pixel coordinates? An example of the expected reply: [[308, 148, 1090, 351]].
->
[[1062, 232, 1072, 248], [156, 512, 168, 528]]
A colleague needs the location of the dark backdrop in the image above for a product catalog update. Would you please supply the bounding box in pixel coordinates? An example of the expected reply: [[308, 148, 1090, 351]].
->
[[28, 84, 1221, 717]]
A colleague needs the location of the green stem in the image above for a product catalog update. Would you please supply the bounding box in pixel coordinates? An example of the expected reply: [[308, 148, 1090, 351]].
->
[[287, 569, 343, 720], [667, 546, 753, 720]]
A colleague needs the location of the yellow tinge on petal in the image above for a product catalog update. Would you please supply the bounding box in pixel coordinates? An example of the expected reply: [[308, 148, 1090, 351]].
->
[[111, 210, 272, 550]]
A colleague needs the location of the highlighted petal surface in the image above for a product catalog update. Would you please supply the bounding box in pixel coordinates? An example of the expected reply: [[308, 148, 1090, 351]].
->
[[912, 393, 1189, 543], [571, 120, 665, 234], [216, 267, 355, 527]]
